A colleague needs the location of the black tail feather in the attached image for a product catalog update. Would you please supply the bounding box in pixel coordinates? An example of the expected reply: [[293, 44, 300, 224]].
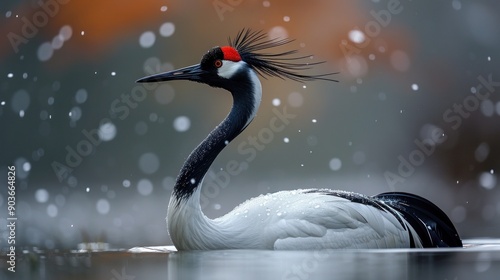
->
[[374, 192, 463, 248]]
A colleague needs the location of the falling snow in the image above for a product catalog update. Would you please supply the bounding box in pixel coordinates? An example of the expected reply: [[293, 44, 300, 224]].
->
[[154, 84, 175, 104], [269, 26, 288, 40], [11, 89, 30, 115], [37, 25, 73, 62], [138, 152, 160, 174], [47, 204, 58, 217], [159, 22, 175, 37], [348, 29, 366, 44], [452, 0, 462, 10], [98, 122, 117, 141], [123, 180, 131, 188], [173, 116, 191, 132], [37, 42, 54, 61], [137, 179, 154, 196], [75, 89, 88, 104], [479, 172, 497, 190], [139, 31, 156, 48], [329, 158, 342, 171], [35, 189, 49, 203], [96, 199, 110, 214]]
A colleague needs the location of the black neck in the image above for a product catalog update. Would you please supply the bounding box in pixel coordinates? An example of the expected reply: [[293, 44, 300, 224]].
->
[[172, 82, 257, 202]]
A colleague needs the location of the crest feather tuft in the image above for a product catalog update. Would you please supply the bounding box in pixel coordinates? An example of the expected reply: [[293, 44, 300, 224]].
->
[[228, 29, 337, 82]]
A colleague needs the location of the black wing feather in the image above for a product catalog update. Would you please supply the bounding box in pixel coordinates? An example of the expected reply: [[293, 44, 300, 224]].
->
[[374, 192, 463, 248], [305, 189, 462, 248]]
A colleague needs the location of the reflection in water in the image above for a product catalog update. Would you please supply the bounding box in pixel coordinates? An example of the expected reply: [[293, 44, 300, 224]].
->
[[166, 242, 500, 280], [168, 250, 411, 279], [1, 240, 500, 280]]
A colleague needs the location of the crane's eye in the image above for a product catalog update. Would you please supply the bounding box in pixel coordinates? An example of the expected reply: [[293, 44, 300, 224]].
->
[[214, 60, 223, 68]]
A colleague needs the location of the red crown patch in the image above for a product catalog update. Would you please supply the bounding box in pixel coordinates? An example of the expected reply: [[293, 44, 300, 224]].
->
[[221, 46, 241, 62]]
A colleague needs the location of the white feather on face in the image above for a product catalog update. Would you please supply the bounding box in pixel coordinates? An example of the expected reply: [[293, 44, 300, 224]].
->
[[217, 60, 246, 79]]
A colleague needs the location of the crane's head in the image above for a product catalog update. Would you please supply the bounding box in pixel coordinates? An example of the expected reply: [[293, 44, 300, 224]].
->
[[136, 29, 336, 90]]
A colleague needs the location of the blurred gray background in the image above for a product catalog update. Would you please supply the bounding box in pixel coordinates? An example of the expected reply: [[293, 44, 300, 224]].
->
[[1, 0, 499, 249]]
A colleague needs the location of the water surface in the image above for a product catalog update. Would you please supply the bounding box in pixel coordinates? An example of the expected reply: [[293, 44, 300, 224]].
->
[[2, 239, 499, 280]]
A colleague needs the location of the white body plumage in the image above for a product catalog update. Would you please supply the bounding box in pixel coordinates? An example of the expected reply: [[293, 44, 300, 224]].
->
[[168, 187, 422, 250]]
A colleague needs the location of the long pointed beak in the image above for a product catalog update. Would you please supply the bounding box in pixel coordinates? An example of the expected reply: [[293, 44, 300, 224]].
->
[[136, 64, 204, 83]]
